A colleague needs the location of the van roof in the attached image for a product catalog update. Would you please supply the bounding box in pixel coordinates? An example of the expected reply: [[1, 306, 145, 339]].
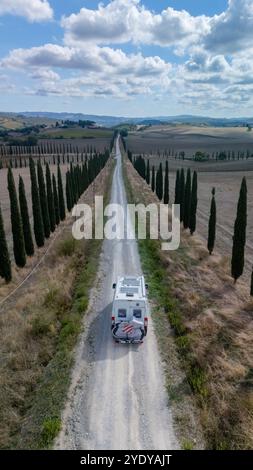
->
[[114, 276, 146, 301]]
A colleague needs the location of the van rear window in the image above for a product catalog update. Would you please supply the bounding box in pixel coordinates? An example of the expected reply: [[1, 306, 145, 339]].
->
[[133, 309, 142, 319], [118, 309, 127, 318]]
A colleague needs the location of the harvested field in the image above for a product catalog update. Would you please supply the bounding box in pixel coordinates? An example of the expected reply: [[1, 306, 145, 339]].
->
[[127, 125, 253, 158], [128, 125, 253, 280], [39, 128, 113, 152], [168, 171, 253, 280]]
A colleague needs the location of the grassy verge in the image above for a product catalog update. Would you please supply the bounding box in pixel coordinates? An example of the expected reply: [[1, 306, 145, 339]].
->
[[19, 159, 115, 450], [123, 152, 253, 449], [18, 237, 102, 449], [123, 158, 207, 393], [0, 158, 114, 450]]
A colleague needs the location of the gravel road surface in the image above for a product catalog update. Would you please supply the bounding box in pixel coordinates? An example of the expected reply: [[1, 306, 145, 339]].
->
[[56, 139, 179, 450]]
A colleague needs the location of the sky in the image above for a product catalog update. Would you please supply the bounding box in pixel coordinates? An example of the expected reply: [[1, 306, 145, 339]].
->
[[0, 0, 252, 117]]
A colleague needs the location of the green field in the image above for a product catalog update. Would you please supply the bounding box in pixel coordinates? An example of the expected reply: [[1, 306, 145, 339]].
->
[[41, 127, 113, 139]]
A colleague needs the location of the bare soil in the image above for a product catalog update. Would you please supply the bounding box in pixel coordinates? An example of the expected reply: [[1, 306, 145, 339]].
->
[[127, 125, 253, 157], [169, 171, 253, 279]]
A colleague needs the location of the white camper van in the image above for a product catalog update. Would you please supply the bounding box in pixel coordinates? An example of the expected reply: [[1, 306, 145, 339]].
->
[[111, 276, 149, 344]]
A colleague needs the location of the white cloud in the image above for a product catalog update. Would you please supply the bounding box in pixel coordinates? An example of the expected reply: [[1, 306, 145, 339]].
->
[[2, 0, 253, 113], [30, 68, 60, 80], [204, 0, 253, 54], [0, 0, 53, 22], [61, 0, 209, 50], [1, 43, 171, 77], [1, 43, 171, 99]]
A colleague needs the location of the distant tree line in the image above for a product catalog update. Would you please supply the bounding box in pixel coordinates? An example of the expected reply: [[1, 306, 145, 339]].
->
[[0, 142, 101, 159], [130, 148, 253, 162]]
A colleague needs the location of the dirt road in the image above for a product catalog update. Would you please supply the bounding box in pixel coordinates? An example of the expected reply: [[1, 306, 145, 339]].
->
[[56, 139, 179, 450]]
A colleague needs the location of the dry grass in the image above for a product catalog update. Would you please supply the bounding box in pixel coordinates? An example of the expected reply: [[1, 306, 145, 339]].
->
[[0, 158, 113, 449], [124, 154, 253, 449]]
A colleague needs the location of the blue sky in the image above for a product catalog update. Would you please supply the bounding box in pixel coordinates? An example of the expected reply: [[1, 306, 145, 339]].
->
[[1, 1, 253, 117]]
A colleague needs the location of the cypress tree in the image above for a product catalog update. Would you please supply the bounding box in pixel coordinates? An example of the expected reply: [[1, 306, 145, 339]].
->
[[37, 160, 50, 238], [0, 205, 12, 283], [57, 164, 65, 221], [146, 159, 150, 185], [189, 171, 198, 235], [151, 166, 155, 192], [19, 176, 34, 256], [83, 161, 89, 191], [231, 177, 247, 283], [45, 163, 56, 233], [183, 168, 191, 229], [52, 174, 60, 225], [207, 188, 216, 255], [160, 163, 163, 201], [179, 168, 185, 223], [29, 157, 44, 247], [156, 163, 163, 201], [66, 171, 72, 212], [155, 168, 159, 199], [164, 161, 169, 204], [174, 169, 180, 204], [7, 167, 26, 267]]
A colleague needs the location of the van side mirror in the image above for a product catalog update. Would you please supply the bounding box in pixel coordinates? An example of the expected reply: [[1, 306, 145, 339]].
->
[[145, 284, 149, 289], [112, 283, 116, 289]]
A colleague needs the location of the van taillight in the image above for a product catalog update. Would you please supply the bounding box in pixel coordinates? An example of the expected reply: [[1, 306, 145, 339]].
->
[[144, 317, 148, 326], [112, 316, 115, 323]]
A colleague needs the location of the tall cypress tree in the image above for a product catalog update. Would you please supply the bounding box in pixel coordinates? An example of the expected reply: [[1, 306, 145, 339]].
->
[[155, 168, 159, 199], [52, 174, 60, 225], [29, 157, 44, 247], [231, 177, 247, 283], [7, 167, 26, 267], [0, 205, 12, 283], [250, 268, 253, 296], [183, 168, 191, 229], [174, 169, 180, 204], [207, 188, 216, 255], [19, 175, 34, 256], [66, 171, 72, 212], [189, 171, 198, 235], [57, 164, 66, 221], [146, 159, 150, 185], [164, 161, 169, 204], [151, 166, 155, 192], [83, 161, 89, 191], [45, 163, 56, 233], [156, 163, 163, 201], [160, 163, 163, 201], [179, 168, 185, 223], [37, 160, 50, 238]]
